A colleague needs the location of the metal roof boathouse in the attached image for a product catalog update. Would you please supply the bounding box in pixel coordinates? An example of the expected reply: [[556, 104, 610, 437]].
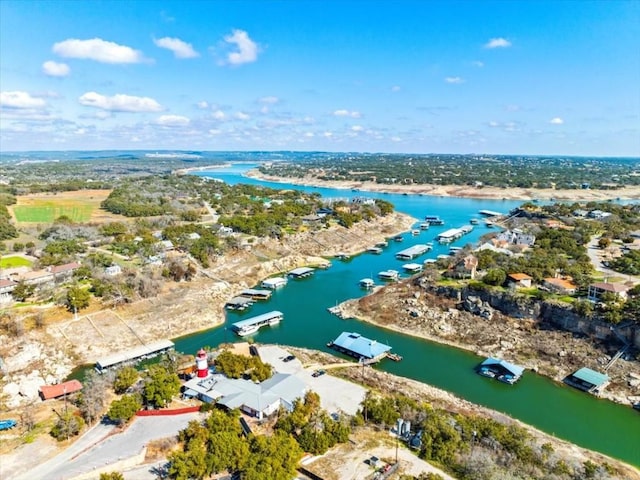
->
[[328, 332, 392, 363], [477, 357, 525, 384], [564, 367, 610, 395], [287, 267, 314, 279], [395, 244, 431, 260], [95, 339, 175, 373], [231, 310, 284, 336]]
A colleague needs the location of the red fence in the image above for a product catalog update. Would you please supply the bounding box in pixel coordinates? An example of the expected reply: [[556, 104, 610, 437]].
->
[[136, 406, 200, 416]]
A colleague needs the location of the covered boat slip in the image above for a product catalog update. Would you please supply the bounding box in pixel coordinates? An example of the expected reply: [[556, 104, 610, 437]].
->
[[477, 357, 525, 384], [95, 339, 175, 373], [240, 288, 273, 300], [261, 276, 287, 289], [231, 310, 284, 336], [328, 331, 392, 363], [287, 267, 315, 278], [395, 244, 432, 260], [225, 296, 254, 311], [564, 367, 610, 394]]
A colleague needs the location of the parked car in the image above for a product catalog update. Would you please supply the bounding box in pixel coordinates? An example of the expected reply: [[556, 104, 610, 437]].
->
[[312, 369, 326, 377], [283, 355, 296, 362]]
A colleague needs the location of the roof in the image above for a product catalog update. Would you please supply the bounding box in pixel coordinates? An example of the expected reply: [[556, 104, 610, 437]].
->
[[331, 332, 391, 359], [232, 311, 283, 330], [571, 367, 609, 387], [590, 282, 629, 293], [0, 279, 17, 288], [226, 296, 253, 306], [50, 262, 81, 274], [40, 380, 83, 400], [288, 267, 314, 276], [508, 273, 532, 281], [544, 277, 577, 290], [396, 244, 430, 257], [480, 358, 525, 377], [261, 277, 287, 287], [96, 339, 175, 369]]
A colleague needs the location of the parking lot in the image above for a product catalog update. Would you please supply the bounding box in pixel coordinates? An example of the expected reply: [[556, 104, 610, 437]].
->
[[258, 345, 366, 415]]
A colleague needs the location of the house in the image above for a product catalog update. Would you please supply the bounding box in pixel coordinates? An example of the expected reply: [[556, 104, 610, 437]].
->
[[157, 240, 174, 251], [182, 372, 307, 420], [508, 273, 532, 288], [39, 379, 83, 401], [104, 265, 122, 276], [0, 279, 17, 294], [543, 277, 577, 295], [495, 230, 536, 248], [301, 214, 323, 226], [588, 210, 612, 220], [186, 232, 201, 240], [448, 254, 478, 279], [588, 282, 629, 302], [17, 269, 54, 286], [50, 262, 81, 280]]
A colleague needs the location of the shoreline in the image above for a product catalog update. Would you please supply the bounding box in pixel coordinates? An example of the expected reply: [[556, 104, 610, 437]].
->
[[245, 169, 640, 201]]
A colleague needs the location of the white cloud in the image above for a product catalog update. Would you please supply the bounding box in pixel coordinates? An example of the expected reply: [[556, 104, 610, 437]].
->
[[234, 111, 250, 121], [78, 92, 163, 112], [391, 85, 401, 92], [259, 96, 279, 104], [153, 37, 199, 58], [484, 37, 512, 49], [550, 117, 564, 125], [223, 29, 259, 65], [333, 109, 361, 118], [488, 121, 500, 127], [209, 129, 221, 135], [323, 131, 333, 138], [197, 101, 209, 109], [351, 125, 363, 132], [156, 114, 190, 126], [212, 110, 226, 120], [42, 60, 70, 77], [391, 136, 402, 142], [304, 132, 314, 137], [53, 38, 144, 64], [0, 91, 46, 108], [472, 61, 484, 68], [445, 76, 464, 84]]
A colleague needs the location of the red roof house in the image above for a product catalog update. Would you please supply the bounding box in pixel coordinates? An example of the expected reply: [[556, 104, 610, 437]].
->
[[39, 379, 83, 401]]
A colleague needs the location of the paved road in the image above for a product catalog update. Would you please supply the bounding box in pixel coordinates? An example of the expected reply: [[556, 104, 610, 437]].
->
[[586, 235, 639, 283], [14, 413, 202, 480]]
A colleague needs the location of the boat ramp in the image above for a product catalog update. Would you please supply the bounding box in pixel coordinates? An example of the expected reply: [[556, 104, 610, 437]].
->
[[476, 357, 524, 384], [288, 267, 315, 279], [395, 244, 432, 260], [231, 310, 283, 337]]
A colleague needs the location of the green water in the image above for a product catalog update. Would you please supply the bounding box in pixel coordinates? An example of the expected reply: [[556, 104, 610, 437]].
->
[[174, 253, 640, 467]]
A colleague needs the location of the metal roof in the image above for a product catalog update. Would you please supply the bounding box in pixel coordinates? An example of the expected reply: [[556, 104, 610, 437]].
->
[[40, 379, 83, 400], [331, 332, 391, 359], [96, 339, 174, 369], [480, 357, 525, 377], [288, 267, 314, 276], [232, 311, 283, 330], [396, 244, 430, 258], [572, 367, 609, 387]]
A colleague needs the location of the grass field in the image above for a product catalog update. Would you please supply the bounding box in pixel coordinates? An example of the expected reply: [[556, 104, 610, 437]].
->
[[9, 189, 123, 224], [0, 256, 33, 268]]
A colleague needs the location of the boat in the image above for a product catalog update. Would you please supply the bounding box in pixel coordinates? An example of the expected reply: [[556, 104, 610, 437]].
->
[[0, 419, 17, 430], [375, 241, 388, 248], [386, 352, 403, 362], [485, 220, 494, 228], [236, 324, 259, 336], [335, 252, 350, 260], [470, 218, 479, 225], [419, 223, 430, 230], [359, 278, 375, 289], [424, 215, 445, 225], [367, 246, 383, 254], [378, 270, 399, 281], [476, 358, 524, 384], [402, 263, 423, 273], [411, 229, 420, 236], [393, 235, 404, 242]]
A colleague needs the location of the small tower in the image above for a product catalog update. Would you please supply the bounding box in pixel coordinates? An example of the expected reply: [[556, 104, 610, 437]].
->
[[195, 349, 208, 378]]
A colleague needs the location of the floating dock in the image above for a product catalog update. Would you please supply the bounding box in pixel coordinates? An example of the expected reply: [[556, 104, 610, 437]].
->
[[95, 339, 175, 373], [288, 267, 315, 279], [378, 270, 399, 281], [402, 263, 423, 273], [564, 367, 610, 395], [261, 277, 287, 289], [424, 215, 445, 225], [231, 310, 283, 337], [327, 332, 392, 363], [477, 358, 524, 384], [225, 296, 254, 311], [395, 244, 431, 260], [479, 209, 504, 217], [240, 289, 273, 300], [436, 225, 474, 244]]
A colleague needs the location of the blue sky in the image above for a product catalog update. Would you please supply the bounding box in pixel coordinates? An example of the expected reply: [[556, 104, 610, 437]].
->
[[1, 0, 638, 156]]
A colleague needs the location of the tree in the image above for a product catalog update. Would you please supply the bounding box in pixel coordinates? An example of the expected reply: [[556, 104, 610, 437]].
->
[[107, 394, 142, 425], [598, 237, 612, 249], [100, 473, 125, 480], [113, 366, 139, 394], [12, 281, 35, 302], [143, 365, 180, 408], [482, 268, 506, 286], [66, 285, 91, 313], [78, 369, 110, 425], [50, 409, 85, 441], [240, 432, 303, 480]]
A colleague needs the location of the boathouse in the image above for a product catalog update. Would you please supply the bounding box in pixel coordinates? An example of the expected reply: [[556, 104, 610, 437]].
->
[[477, 358, 524, 384], [395, 244, 431, 260], [225, 296, 254, 311], [240, 289, 273, 300], [261, 277, 287, 289], [402, 263, 423, 273], [231, 311, 283, 337], [328, 332, 391, 362], [95, 339, 175, 373], [288, 267, 314, 279], [564, 367, 610, 394]]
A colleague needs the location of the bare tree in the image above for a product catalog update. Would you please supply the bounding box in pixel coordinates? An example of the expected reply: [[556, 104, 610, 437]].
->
[[78, 370, 111, 425]]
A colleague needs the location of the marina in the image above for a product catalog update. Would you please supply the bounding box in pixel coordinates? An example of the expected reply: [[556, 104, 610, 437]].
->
[[231, 310, 284, 337], [395, 244, 432, 260], [261, 276, 288, 289], [477, 357, 525, 384]]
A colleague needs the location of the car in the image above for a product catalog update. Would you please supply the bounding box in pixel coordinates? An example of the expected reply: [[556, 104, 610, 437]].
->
[[312, 369, 326, 377], [283, 355, 296, 362]]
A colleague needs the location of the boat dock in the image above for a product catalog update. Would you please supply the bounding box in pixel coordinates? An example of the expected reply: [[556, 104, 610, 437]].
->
[[288, 267, 315, 279], [402, 263, 423, 273], [225, 296, 254, 311], [261, 276, 287, 289], [359, 278, 375, 288], [424, 215, 445, 225], [378, 269, 399, 281], [564, 367, 610, 395], [479, 209, 504, 217], [367, 246, 383, 254], [436, 225, 474, 244], [395, 244, 432, 260], [327, 331, 393, 363], [476, 357, 524, 384], [240, 289, 273, 300], [95, 339, 175, 373], [231, 310, 284, 337]]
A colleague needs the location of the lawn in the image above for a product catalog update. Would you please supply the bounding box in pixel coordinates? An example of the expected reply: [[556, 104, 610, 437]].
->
[[0, 256, 33, 268], [13, 203, 94, 223]]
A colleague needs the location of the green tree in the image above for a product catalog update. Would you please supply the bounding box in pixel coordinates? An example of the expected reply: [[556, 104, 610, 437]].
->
[[107, 394, 142, 425], [11, 281, 35, 302], [99, 473, 125, 480], [66, 285, 91, 313], [50, 409, 85, 441], [598, 237, 612, 249], [240, 432, 303, 480], [143, 365, 180, 408], [113, 366, 139, 394], [483, 268, 506, 286]]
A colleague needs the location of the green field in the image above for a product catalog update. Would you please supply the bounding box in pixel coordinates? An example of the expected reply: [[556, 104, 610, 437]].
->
[[0, 256, 33, 268], [12, 204, 94, 223]]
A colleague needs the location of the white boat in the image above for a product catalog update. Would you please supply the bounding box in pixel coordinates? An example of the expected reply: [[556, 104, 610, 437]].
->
[[378, 270, 399, 281], [236, 324, 259, 336], [367, 246, 383, 254], [359, 278, 375, 288], [419, 223, 430, 230], [411, 229, 420, 236]]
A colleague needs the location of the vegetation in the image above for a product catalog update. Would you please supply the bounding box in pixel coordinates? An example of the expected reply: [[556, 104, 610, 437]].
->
[[214, 350, 273, 383], [50, 409, 85, 441], [143, 365, 181, 408], [113, 366, 139, 394], [610, 249, 640, 275], [107, 394, 142, 425]]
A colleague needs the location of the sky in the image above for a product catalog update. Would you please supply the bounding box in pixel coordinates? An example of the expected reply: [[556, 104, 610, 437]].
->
[[0, 0, 639, 156]]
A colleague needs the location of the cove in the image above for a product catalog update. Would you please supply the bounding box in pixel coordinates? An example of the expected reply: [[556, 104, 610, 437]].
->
[[178, 164, 640, 467]]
